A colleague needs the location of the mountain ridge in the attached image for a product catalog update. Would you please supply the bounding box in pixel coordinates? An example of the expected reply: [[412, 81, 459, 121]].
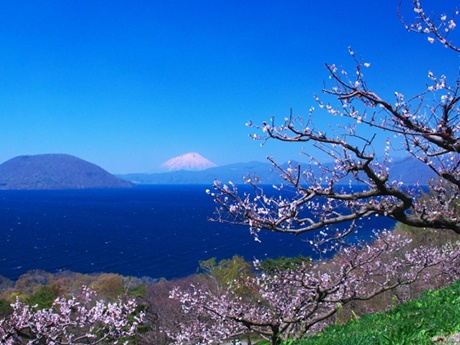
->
[[121, 161, 274, 185], [118, 156, 436, 185]]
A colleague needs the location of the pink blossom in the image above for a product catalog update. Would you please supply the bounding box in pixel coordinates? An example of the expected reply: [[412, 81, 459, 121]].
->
[[0, 286, 144, 345]]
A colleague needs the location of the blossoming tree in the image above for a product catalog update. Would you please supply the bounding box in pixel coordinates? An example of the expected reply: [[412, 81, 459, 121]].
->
[[168, 1, 460, 344], [0, 286, 144, 345], [210, 0, 460, 242], [168, 231, 460, 344]]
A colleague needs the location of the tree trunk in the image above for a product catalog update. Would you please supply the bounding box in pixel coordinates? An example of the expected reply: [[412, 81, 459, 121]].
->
[[271, 327, 281, 345]]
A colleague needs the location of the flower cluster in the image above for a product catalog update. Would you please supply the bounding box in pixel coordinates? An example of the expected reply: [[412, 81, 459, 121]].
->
[[402, 0, 459, 51], [211, 0, 460, 242], [205, 2, 460, 342], [0, 286, 144, 345], [167, 231, 460, 345]]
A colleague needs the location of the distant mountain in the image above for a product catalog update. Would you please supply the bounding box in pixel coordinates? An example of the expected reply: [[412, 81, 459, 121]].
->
[[160, 152, 217, 171], [119, 156, 436, 186], [0, 154, 133, 190], [120, 161, 279, 185], [387, 156, 437, 184]]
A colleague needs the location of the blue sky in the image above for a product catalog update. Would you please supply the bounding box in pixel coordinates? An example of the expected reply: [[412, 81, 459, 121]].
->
[[0, 1, 458, 173]]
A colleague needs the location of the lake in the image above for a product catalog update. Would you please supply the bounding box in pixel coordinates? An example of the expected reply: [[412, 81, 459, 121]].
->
[[0, 185, 396, 281]]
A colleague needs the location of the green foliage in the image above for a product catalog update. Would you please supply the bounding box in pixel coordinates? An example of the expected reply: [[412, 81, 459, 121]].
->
[[129, 282, 147, 298], [292, 280, 460, 345], [259, 255, 310, 273], [26, 284, 61, 309], [0, 299, 13, 318], [394, 222, 460, 249], [198, 255, 254, 290]]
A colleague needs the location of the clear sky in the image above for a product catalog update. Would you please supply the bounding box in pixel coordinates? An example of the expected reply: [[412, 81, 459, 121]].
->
[[0, 1, 458, 173]]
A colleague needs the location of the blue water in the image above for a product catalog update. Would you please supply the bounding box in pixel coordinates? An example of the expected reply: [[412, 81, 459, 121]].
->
[[0, 185, 396, 281]]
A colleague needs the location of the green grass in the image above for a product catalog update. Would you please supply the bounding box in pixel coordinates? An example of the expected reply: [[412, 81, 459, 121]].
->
[[293, 280, 460, 345]]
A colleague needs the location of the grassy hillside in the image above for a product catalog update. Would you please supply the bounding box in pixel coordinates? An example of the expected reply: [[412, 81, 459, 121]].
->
[[294, 279, 460, 345]]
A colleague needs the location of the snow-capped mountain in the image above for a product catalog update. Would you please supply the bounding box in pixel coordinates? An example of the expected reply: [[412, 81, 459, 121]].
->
[[119, 156, 436, 185], [160, 152, 217, 171]]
